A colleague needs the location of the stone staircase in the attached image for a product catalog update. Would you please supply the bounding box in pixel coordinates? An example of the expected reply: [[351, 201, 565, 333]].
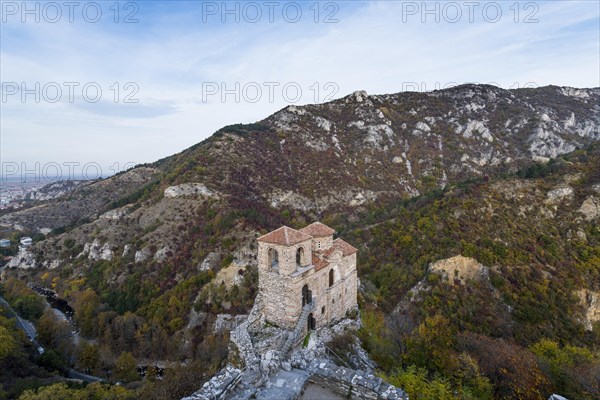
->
[[280, 298, 316, 355]]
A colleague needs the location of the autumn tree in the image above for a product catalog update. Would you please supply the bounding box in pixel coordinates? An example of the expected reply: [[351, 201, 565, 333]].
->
[[71, 288, 100, 337], [77, 342, 99, 371], [405, 314, 458, 375], [458, 332, 551, 400]]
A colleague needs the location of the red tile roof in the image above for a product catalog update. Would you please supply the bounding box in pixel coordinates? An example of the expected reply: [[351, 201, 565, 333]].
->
[[332, 238, 358, 256], [312, 253, 330, 271], [257, 226, 312, 245], [322, 246, 340, 258], [299, 222, 335, 237]]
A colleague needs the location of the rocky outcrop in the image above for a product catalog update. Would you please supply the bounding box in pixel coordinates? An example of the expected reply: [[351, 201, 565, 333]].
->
[[164, 183, 217, 199], [197, 252, 220, 272], [181, 366, 242, 400], [305, 359, 408, 400], [25, 180, 87, 201], [186, 311, 407, 400], [99, 205, 131, 220], [214, 314, 247, 333], [6, 248, 36, 269], [429, 255, 487, 285], [78, 239, 113, 261], [578, 196, 600, 221], [544, 186, 574, 205], [577, 289, 600, 331], [135, 247, 151, 263], [268, 189, 379, 212], [154, 246, 172, 262]]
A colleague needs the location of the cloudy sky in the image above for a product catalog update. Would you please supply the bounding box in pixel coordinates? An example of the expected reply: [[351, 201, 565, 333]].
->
[[1, 0, 599, 179]]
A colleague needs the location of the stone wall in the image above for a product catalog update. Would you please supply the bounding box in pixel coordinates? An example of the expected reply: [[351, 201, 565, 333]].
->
[[311, 234, 334, 251], [257, 227, 358, 335], [259, 253, 358, 332], [307, 360, 408, 400], [258, 241, 310, 328], [181, 366, 241, 400]]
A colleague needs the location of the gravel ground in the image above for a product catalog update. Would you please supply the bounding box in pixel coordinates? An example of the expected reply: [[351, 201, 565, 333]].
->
[[299, 383, 345, 400]]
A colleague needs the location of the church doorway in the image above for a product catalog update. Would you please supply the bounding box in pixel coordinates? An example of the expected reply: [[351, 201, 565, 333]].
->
[[302, 284, 312, 307], [307, 313, 315, 331]]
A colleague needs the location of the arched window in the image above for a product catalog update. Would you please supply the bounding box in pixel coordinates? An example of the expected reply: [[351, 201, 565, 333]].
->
[[268, 248, 279, 270], [329, 269, 334, 287], [296, 247, 304, 267]]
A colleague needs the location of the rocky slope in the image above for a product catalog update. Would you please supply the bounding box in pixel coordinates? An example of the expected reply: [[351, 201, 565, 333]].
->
[[3, 85, 598, 235]]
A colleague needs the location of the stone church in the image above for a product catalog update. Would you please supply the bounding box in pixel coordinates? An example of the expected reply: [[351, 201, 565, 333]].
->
[[257, 222, 358, 333]]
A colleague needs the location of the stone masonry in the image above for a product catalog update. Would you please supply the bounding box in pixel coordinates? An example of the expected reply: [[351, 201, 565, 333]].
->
[[257, 222, 358, 333]]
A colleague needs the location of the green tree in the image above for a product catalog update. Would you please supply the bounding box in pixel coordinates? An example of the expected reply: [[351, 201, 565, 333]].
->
[[113, 352, 139, 382], [0, 326, 18, 360], [383, 365, 457, 400], [39, 349, 65, 372], [13, 295, 45, 321], [18, 383, 82, 400]]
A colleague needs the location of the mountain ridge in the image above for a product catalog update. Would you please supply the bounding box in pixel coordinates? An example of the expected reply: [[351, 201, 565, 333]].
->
[[1, 84, 599, 398]]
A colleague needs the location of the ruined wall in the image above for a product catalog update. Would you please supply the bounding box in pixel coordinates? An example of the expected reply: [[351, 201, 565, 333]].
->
[[307, 360, 408, 400]]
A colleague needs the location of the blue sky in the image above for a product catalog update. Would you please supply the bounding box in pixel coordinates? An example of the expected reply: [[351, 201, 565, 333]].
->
[[1, 0, 599, 179]]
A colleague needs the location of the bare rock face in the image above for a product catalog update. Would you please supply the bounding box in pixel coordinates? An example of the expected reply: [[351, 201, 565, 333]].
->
[[214, 264, 245, 288], [213, 314, 247, 333], [349, 90, 368, 103], [260, 350, 282, 376], [135, 247, 151, 263], [78, 239, 113, 261], [429, 255, 487, 285], [25, 180, 87, 201], [578, 196, 600, 221], [99, 205, 131, 220], [545, 186, 574, 205], [154, 246, 172, 262], [577, 289, 600, 331], [7, 248, 36, 269], [197, 252, 220, 272], [163, 183, 217, 199]]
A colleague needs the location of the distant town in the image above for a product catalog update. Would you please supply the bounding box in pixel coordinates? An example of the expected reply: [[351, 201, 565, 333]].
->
[[0, 180, 49, 210], [0, 178, 94, 210]]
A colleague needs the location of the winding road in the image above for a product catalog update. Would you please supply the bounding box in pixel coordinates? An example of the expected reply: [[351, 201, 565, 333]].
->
[[0, 295, 104, 383], [0, 295, 43, 351]]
